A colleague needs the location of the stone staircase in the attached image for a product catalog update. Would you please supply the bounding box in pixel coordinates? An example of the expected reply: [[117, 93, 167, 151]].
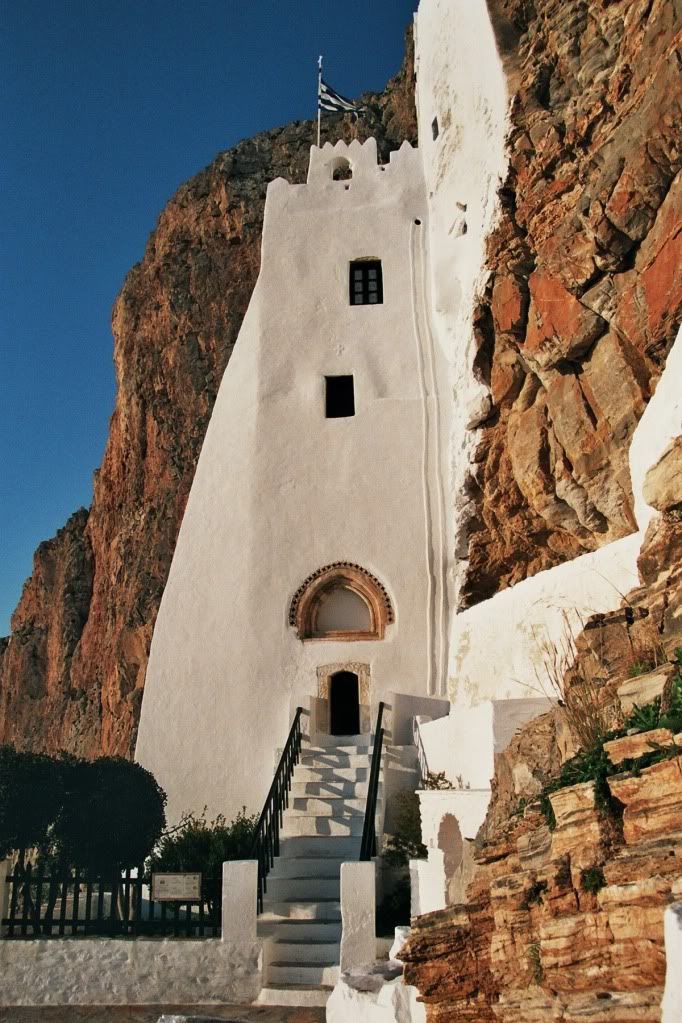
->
[[256, 733, 377, 1006]]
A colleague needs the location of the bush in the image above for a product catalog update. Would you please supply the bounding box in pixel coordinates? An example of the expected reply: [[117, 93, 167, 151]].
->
[[383, 791, 427, 868], [580, 866, 606, 894], [376, 878, 411, 936], [147, 807, 258, 877], [50, 757, 166, 873], [0, 746, 70, 860]]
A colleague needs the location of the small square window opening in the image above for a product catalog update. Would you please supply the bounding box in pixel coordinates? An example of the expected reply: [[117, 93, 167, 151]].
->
[[325, 375, 355, 418]]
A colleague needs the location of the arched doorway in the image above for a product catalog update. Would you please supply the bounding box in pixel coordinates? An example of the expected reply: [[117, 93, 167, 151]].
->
[[330, 671, 360, 736]]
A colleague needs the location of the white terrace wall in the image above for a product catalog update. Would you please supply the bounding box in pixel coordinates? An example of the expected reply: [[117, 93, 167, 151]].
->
[[0, 939, 261, 1006], [0, 860, 262, 1008]]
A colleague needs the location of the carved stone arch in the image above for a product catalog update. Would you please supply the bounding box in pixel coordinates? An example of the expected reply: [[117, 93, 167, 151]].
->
[[289, 562, 394, 641]]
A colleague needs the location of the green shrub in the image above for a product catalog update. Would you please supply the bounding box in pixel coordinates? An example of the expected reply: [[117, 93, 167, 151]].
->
[[50, 757, 166, 873], [580, 866, 606, 894], [148, 807, 257, 877], [522, 879, 548, 909], [627, 661, 653, 678], [0, 746, 70, 860], [382, 791, 427, 868], [526, 941, 543, 984], [376, 878, 411, 936]]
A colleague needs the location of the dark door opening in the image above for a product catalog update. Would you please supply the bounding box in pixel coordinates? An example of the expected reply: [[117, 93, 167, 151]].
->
[[330, 671, 360, 736]]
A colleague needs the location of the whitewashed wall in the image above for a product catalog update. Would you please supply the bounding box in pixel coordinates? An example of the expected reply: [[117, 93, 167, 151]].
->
[[0, 939, 262, 1006], [414, 0, 509, 614]]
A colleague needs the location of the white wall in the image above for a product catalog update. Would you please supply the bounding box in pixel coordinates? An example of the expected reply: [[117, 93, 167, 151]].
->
[[414, 0, 510, 611], [0, 939, 262, 1006]]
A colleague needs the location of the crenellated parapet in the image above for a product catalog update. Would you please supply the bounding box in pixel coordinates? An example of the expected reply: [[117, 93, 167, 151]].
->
[[307, 137, 420, 186]]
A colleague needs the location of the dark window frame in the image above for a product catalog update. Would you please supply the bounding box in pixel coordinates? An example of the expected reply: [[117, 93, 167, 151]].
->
[[349, 260, 383, 306], [325, 375, 355, 419]]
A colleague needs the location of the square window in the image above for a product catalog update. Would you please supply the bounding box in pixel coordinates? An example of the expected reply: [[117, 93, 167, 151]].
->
[[325, 375, 355, 418], [348, 260, 383, 306]]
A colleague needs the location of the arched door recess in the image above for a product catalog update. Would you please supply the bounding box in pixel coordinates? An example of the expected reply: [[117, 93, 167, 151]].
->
[[330, 671, 360, 736]]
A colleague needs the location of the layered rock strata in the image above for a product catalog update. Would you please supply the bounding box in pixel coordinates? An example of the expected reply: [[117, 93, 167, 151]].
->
[[0, 40, 417, 757], [401, 468, 682, 1019]]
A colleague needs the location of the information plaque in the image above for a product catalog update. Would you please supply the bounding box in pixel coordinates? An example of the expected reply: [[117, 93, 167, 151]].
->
[[151, 872, 202, 902]]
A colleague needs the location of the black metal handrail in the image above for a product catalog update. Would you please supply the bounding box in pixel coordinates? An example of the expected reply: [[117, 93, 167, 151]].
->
[[250, 707, 303, 912], [360, 701, 385, 861]]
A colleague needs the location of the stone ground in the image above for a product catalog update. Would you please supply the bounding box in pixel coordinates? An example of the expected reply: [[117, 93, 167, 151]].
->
[[0, 1007, 324, 1023]]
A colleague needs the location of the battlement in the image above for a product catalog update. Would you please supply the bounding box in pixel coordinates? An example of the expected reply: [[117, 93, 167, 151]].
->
[[306, 137, 420, 186]]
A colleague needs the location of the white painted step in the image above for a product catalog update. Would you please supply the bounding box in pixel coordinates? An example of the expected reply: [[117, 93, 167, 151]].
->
[[256, 985, 333, 1007], [291, 779, 366, 797], [302, 745, 372, 757], [289, 796, 366, 815], [294, 766, 369, 783], [270, 940, 341, 964], [299, 752, 370, 767], [258, 919, 341, 942], [265, 876, 340, 900], [305, 732, 370, 748], [269, 962, 340, 986], [260, 899, 341, 921], [278, 834, 360, 857], [281, 815, 364, 837], [267, 855, 345, 879]]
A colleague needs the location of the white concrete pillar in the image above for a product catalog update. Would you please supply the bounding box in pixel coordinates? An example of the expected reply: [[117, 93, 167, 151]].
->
[[0, 859, 10, 937], [221, 860, 257, 943], [662, 902, 682, 1022], [339, 861, 376, 972]]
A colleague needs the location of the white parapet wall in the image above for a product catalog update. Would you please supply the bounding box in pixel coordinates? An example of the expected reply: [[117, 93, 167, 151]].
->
[[0, 938, 262, 1006], [340, 861, 377, 973], [0, 860, 263, 1007], [411, 788, 491, 916], [417, 697, 552, 788]]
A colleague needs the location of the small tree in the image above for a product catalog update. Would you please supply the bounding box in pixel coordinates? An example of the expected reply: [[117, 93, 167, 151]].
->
[[383, 790, 427, 868], [51, 757, 167, 873], [0, 746, 69, 863], [148, 807, 257, 877]]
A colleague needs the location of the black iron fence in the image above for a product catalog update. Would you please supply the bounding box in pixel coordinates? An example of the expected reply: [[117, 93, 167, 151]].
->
[[1, 863, 221, 938]]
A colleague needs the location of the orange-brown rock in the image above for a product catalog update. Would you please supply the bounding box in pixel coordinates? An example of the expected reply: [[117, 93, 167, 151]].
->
[[604, 730, 676, 766], [608, 756, 682, 845], [462, 0, 682, 605], [404, 492, 682, 1020], [0, 35, 418, 758]]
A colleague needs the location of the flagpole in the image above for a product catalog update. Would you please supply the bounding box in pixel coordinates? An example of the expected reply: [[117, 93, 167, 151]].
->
[[317, 55, 322, 147]]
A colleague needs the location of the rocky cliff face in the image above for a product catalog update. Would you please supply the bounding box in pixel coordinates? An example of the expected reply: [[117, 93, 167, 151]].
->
[[462, 0, 681, 605], [0, 37, 418, 758]]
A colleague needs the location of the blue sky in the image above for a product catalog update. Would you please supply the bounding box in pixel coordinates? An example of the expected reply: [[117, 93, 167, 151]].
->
[[0, 0, 417, 635]]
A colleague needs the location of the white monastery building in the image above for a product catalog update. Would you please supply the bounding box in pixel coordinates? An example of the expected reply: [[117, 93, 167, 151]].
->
[[136, 0, 681, 843], [136, 133, 453, 821]]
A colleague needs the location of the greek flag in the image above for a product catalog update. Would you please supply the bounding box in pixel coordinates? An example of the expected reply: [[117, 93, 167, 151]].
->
[[319, 78, 362, 115]]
